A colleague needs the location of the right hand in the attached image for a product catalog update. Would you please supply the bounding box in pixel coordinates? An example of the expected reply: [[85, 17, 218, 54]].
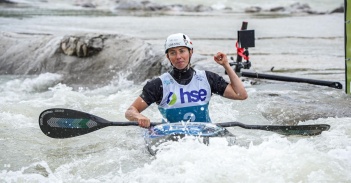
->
[[136, 116, 150, 128], [125, 97, 151, 128]]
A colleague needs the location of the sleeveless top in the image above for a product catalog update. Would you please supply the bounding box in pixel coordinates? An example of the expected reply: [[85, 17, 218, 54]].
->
[[158, 69, 212, 123]]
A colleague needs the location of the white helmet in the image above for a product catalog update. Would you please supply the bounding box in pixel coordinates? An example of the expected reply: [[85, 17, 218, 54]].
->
[[164, 33, 193, 53]]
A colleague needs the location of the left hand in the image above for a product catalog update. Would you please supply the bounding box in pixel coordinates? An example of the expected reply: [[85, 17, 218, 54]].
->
[[213, 52, 229, 66]]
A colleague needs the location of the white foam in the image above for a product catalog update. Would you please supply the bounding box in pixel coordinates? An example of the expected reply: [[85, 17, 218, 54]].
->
[[121, 118, 351, 183], [0, 161, 59, 183], [0, 73, 62, 93]]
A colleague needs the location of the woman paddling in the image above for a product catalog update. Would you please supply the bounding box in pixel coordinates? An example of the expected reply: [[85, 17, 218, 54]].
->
[[125, 33, 248, 128]]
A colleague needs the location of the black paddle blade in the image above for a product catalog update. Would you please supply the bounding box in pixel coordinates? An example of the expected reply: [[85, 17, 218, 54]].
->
[[258, 124, 331, 136], [218, 122, 330, 136], [39, 108, 110, 139]]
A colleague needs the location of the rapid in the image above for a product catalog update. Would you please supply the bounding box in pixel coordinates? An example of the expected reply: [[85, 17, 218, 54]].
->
[[1, 0, 350, 182]]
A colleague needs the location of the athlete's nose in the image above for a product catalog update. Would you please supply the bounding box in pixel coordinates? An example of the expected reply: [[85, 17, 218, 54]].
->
[[175, 52, 182, 59]]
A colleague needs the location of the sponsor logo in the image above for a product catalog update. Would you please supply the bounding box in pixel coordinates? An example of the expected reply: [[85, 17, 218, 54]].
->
[[166, 92, 177, 106], [195, 75, 204, 81], [166, 88, 207, 105], [180, 88, 207, 103], [168, 42, 181, 47], [163, 79, 173, 86]]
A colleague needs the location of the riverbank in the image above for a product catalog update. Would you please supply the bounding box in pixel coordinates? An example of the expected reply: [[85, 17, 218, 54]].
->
[[0, 11, 344, 81]]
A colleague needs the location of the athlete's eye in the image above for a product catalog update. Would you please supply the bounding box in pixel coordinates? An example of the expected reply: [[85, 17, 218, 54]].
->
[[169, 51, 176, 56]]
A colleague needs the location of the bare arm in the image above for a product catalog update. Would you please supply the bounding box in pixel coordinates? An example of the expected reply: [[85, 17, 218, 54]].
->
[[125, 96, 151, 128], [213, 52, 248, 100]]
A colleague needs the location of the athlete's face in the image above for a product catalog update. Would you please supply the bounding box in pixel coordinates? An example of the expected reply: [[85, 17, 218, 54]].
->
[[167, 47, 192, 70]]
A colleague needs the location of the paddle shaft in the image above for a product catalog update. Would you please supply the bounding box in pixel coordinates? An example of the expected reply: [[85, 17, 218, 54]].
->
[[106, 121, 160, 126]]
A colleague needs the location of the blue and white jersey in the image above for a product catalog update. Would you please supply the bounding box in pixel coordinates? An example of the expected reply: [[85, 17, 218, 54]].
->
[[158, 69, 212, 123]]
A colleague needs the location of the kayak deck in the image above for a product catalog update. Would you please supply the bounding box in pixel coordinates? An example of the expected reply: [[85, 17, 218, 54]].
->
[[144, 122, 235, 155]]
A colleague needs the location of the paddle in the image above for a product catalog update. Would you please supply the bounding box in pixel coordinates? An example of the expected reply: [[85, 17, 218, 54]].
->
[[39, 108, 330, 139], [218, 122, 330, 136]]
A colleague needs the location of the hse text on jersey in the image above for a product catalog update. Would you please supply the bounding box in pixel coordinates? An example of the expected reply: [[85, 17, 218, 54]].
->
[[167, 88, 207, 105]]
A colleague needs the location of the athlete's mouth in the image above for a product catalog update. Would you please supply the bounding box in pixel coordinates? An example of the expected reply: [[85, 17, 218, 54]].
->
[[177, 60, 185, 64]]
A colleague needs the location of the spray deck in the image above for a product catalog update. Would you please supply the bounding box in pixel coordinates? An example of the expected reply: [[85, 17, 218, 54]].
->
[[229, 21, 343, 90]]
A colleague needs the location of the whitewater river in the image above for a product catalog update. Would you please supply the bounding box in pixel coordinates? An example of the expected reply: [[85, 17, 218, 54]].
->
[[1, 1, 351, 182]]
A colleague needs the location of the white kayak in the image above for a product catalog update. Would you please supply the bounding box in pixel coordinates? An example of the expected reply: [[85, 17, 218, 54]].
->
[[144, 122, 235, 155]]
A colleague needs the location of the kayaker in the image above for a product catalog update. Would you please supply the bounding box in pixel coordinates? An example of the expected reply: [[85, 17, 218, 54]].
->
[[125, 33, 248, 128]]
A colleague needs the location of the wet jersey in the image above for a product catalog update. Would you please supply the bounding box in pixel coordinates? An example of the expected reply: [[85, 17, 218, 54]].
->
[[140, 67, 229, 123], [158, 69, 211, 122]]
